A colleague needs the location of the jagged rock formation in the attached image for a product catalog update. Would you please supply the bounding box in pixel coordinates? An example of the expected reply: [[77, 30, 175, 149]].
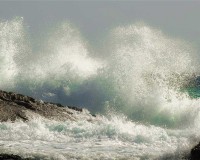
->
[[0, 90, 85, 122]]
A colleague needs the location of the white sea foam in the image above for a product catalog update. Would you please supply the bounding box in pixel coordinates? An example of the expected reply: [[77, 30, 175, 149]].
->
[[0, 112, 196, 159], [0, 18, 200, 159]]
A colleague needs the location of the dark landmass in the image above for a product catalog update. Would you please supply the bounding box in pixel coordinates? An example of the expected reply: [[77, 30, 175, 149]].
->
[[190, 142, 200, 160], [0, 154, 30, 160], [0, 153, 47, 160], [0, 90, 87, 122]]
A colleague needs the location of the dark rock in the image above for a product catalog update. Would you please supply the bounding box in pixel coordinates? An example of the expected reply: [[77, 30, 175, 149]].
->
[[190, 142, 200, 160], [68, 105, 83, 112], [0, 154, 30, 160], [0, 90, 87, 122]]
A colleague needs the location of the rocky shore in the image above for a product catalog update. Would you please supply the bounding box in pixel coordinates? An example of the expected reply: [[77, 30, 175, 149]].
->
[[0, 90, 200, 159], [0, 90, 86, 122]]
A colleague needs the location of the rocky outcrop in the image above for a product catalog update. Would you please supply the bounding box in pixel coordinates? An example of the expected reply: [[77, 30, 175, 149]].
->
[[190, 142, 200, 160], [0, 90, 86, 122], [3, 90, 200, 160]]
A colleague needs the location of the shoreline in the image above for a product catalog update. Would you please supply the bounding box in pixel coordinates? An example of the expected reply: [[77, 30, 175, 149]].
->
[[0, 89, 199, 160]]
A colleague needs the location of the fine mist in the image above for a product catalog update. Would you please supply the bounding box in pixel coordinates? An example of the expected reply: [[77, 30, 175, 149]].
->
[[1, 17, 200, 128]]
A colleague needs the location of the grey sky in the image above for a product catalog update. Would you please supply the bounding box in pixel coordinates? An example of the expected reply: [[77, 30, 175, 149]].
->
[[0, 1, 199, 50]]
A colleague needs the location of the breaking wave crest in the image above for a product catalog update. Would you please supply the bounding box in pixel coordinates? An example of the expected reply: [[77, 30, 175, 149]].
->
[[0, 18, 200, 127], [1, 18, 200, 159]]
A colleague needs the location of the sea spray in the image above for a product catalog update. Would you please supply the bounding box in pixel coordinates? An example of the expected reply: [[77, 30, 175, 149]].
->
[[1, 18, 200, 159], [105, 24, 197, 127], [15, 22, 103, 100], [0, 17, 29, 89], [0, 18, 199, 127]]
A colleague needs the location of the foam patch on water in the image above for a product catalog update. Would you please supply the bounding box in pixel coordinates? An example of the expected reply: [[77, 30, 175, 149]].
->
[[0, 111, 196, 160]]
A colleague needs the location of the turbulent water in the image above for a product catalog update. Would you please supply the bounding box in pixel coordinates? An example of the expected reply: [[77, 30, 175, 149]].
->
[[1, 18, 200, 159]]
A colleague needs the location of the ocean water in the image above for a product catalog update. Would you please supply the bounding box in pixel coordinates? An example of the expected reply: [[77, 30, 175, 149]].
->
[[0, 18, 200, 159]]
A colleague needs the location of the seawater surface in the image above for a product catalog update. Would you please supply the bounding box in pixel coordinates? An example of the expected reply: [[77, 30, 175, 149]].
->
[[0, 111, 197, 160]]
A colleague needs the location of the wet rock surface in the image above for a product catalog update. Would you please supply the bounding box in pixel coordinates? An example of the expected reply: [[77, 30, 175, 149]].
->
[[0, 90, 84, 122]]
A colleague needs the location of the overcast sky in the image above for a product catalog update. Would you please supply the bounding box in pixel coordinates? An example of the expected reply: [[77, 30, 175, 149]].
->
[[0, 1, 199, 50]]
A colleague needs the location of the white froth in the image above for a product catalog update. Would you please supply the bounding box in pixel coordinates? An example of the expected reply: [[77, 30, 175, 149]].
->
[[0, 18, 200, 159], [0, 112, 194, 159], [106, 24, 197, 126]]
